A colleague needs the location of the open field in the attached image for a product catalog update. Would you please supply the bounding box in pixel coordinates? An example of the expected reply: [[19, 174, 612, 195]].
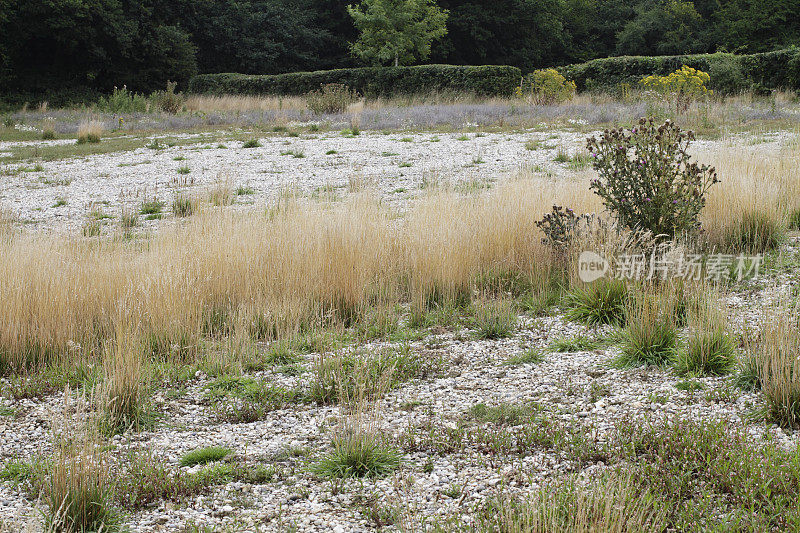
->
[[2, 97, 800, 532]]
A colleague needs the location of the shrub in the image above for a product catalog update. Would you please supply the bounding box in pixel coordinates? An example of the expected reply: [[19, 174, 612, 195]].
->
[[153, 81, 184, 114], [559, 48, 800, 94], [566, 279, 628, 327], [305, 83, 358, 115], [180, 446, 231, 467], [242, 139, 261, 148], [96, 85, 151, 113], [640, 65, 711, 113], [517, 68, 576, 105], [41, 128, 56, 140], [535, 205, 589, 251], [188, 65, 522, 98], [312, 431, 400, 478], [587, 118, 718, 237]]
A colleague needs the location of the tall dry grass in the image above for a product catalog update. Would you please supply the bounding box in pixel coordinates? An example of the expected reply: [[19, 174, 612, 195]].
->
[[699, 141, 800, 250], [744, 307, 800, 428], [0, 141, 796, 372], [183, 94, 308, 113], [0, 175, 596, 371]]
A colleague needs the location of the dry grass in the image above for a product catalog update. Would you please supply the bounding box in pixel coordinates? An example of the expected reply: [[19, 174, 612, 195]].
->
[[76, 120, 104, 144], [0, 140, 796, 371], [0, 174, 594, 369], [101, 321, 147, 433], [745, 307, 800, 428], [482, 473, 667, 533], [45, 433, 115, 532], [699, 142, 800, 251], [183, 94, 308, 113]]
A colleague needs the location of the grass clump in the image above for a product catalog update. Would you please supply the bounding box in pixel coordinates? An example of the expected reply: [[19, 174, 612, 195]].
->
[[674, 300, 735, 376], [179, 446, 232, 467], [140, 198, 164, 215], [479, 473, 666, 533], [242, 139, 261, 148], [470, 299, 518, 339], [615, 288, 678, 367], [744, 309, 800, 428], [566, 279, 627, 327], [172, 193, 197, 217], [45, 439, 117, 533], [309, 346, 437, 405], [100, 325, 150, 434], [723, 209, 785, 253], [76, 120, 104, 144], [547, 334, 601, 352], [312, 431, 400, 479]]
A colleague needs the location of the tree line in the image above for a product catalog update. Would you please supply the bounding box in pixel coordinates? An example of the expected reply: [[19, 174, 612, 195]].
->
[[0, 0, 798, 98]]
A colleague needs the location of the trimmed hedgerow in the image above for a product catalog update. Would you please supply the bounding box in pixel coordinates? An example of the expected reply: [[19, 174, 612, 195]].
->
[[559, 48, 800, 94], [188, 64, 521, 98]]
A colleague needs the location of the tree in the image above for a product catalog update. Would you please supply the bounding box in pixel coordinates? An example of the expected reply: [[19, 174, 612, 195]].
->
[[428, 0, 566, 69], [347, 0, 448, 66]]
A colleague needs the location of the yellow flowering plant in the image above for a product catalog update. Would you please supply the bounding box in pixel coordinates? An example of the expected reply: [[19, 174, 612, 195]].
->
[[640, 65, 712, 113], [516, 68, 576, 105]]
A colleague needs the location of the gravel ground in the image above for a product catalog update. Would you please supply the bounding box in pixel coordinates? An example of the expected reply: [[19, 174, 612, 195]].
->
[[0, 127, 798, 532]]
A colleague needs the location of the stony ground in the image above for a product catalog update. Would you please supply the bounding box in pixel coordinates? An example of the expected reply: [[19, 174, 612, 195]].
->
[[1, 126, 798, 532]]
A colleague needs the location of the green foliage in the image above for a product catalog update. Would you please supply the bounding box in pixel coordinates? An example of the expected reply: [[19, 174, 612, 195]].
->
[[188, 64, 521, 98], [561, 48, 800, 94], [517, 68, 576, 104], [179, 447, 232, 467], [152, 81, 185, 114], [348, 0, 449, 66], [675, 327, 735, 376], [305, 83, 358, 114], [312, 431, 401, 478], [640, 65, 711, 112], [587, 118, 718, 237], [566, 279, 628, 327]]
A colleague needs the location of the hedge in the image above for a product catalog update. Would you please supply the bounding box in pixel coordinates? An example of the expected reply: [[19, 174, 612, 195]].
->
[[188, 64, 522, 97], [558, 48, 800, 94]]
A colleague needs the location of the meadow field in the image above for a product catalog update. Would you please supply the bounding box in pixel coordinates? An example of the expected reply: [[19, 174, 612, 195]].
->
[[2, 92, 800, 532]]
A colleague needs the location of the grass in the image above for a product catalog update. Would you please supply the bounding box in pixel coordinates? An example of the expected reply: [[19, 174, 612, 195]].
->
[[674, 314, 736, 377], [615, 289, 678, 368], [179, 446, 232, 467], [172, 193, 197, 217], [480, 473, 666, 532], [100, 324, 149, 434], [312, 431, 401, 479], [242, 139, 261, 148], [547, 334, 602, 352], [566, 279, 628, 327], [45, 438, 117, 532], [140, 198, 164, 215], [743, 308, 800, 428], [76, 120, 104, 144], [470, 299, 518, 339]]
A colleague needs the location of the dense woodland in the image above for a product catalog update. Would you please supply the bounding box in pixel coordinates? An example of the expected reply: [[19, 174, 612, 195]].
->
[[1, 0, 799, 98]]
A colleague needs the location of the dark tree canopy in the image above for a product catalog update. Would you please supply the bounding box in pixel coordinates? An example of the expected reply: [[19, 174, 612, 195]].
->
[[0, 0, 797, 100]]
